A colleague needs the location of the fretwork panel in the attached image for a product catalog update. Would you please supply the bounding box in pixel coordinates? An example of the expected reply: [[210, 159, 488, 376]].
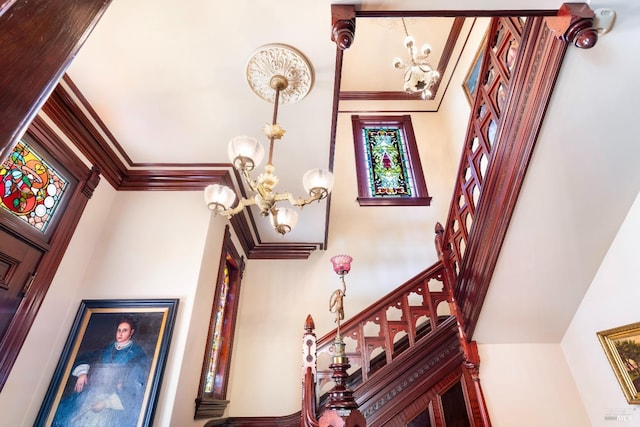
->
[[315, 265, 448, 395], [443, 17, 525, 272]]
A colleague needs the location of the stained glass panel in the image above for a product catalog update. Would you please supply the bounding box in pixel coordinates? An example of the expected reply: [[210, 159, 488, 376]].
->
[[205, 263, 230, 394], [362, 127, 414, 197], [0, 140, 68, 232]]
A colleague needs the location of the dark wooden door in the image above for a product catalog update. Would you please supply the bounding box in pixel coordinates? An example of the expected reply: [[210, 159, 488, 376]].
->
[[0, 229, 43, 340]]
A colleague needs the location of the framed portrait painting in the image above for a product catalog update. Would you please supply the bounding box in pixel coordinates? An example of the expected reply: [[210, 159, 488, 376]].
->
[[597, 321, 640, 404], [463, 33, 487, 106], [35, 299, 179, 426]]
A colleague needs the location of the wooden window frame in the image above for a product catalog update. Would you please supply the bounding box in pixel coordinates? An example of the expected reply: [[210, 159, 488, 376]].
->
[[195, 226, 245, 419], [351, 114, 431, 207], [0, 116, 100, 391]]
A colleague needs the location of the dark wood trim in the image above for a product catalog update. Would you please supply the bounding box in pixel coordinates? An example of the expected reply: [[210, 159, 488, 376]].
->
[[357, 317, 463, 425], [545, 3, 598, 49], [119, 169, 231, 191], [356, 196, 432, 207], [430, 17, 466, 99], [42, 79, 235, 191], [454, 16, 569, 339], [351, 114, 431, 207], [324, 32, 346, 250], [338, 17, 464, 107], [355, 10, 558, 18], [0, 119, 99, 391], [0, 0, 112, 163], [205, 413, 301, 427], [195, 226, 245, 418], [340, 91, 424, 102], [246, 243, 322, 260], [42, 79, 322, 260], [41, 82, 127, 188], [331, 5, 356, 50]]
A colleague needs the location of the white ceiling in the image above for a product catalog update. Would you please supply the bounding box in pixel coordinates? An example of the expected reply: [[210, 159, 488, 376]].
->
[[63, 0, 640, 344]]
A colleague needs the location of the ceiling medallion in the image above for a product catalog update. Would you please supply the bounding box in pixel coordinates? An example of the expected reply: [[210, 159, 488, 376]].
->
[[246, 43, 314, 104]]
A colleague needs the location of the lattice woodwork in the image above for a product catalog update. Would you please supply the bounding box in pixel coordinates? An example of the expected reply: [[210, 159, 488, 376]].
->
[[442, 17, 526, 276]]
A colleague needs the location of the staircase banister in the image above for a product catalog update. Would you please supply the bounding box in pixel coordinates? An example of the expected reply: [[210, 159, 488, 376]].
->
[[317, 261, 445, 346], [302, 367, 319, 427]]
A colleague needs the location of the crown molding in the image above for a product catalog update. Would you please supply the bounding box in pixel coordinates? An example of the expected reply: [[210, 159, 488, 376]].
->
[[40, 75, 322, 260]]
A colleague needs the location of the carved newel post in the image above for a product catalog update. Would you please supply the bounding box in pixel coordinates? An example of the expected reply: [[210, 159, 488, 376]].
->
[[319, 255, 366, 427]]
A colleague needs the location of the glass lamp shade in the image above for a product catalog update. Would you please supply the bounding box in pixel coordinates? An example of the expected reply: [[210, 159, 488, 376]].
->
[[204, 184, 236, 213], [270, 207, 299, 235], [227, 136, 264, 171], [403, 35, 416, 49], [302, 168, 334, 200], [330, 255, 352, 276], [403, 64, 438, 97]]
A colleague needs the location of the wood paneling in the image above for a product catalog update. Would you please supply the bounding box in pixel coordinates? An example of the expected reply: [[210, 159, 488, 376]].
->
[[0, 0, 111, 162]]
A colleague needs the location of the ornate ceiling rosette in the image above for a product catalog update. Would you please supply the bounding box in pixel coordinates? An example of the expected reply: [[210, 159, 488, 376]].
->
[[245, 43, 314, 104]]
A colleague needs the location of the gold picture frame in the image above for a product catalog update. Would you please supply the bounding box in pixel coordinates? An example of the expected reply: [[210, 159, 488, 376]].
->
[[462, 33, 487, 106], [597, 321, 640, 404], [35, 299, 179, 426]]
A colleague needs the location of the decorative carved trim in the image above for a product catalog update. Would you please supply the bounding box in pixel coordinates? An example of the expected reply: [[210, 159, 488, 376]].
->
[[41, 78, 322, 260], [82, 166, 101, 198], [545, 3, 598, 49], [331, 5, 356, 50], [247, 243, 322, 260], [246, 44, 314, 104], [194, 398, 229, 419], [361, 339, 460, 418], [455, 17, 569, 338]]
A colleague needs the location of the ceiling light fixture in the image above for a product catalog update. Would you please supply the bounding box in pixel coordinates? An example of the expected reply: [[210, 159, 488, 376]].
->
[[329, 254, 352, 338], [204, 44, 334, 236], [392, 18, 440, 100]]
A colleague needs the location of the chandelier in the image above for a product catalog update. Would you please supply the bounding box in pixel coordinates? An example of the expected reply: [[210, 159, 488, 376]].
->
[[392, 18, 440, 100], [204, 44, 334, 236]]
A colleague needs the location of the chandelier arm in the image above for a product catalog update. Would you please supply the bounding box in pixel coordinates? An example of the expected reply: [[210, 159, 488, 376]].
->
[[240, 168, 262, 193], [273, 192, 323, 208], [220, 196, 257, 218]]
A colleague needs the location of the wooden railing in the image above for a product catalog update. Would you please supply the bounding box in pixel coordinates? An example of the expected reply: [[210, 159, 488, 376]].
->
[[441, 15, 570, 339], [214, 10, 579, 426], [441, 16, 527, 279], [315, 260, 451, 396], [305, 15, 571, 423]]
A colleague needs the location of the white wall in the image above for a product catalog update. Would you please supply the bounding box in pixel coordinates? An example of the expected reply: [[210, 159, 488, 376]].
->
[[563, 190, 640, 427], [478, 343, 590, 426], [223, 73, 466, 415], [0, 183, 226, 427]]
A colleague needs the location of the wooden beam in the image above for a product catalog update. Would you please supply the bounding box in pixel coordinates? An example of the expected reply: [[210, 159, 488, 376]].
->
[[0, 0, 111, 162]]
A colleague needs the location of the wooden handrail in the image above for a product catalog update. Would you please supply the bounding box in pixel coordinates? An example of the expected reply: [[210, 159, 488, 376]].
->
[[315, 260, 449, 393]]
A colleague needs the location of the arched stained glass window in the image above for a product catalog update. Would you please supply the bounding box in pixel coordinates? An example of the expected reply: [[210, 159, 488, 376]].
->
[[352, 115, 431, 207], [0, 140, 68, 232]]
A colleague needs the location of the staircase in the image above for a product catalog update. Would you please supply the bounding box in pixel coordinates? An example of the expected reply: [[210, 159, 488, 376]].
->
[[207, 11, 575, 427]]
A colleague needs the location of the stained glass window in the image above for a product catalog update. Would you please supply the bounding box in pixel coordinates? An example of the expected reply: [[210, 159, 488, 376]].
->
[[204, 263, 230, 394], [196, 227, 244, 418], [0, 140, 68, 232], [363, 127, 414, 197], [351, 115, 431, 207]]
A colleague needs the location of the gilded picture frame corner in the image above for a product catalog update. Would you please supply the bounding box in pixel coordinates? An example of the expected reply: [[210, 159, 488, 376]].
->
[[597, 321, 640, 405]]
